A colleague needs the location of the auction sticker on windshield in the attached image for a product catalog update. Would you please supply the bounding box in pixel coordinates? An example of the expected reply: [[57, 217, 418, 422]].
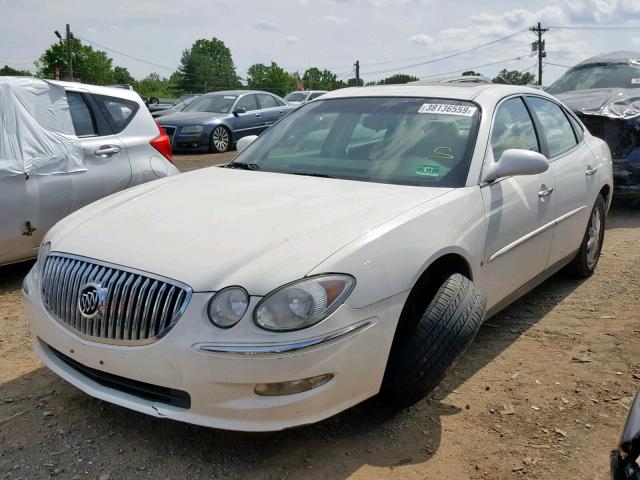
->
[[418, 103, 477, 116]]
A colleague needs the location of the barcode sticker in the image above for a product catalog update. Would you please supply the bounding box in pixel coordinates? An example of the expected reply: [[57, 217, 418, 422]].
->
[[418, 103, 477, 116]]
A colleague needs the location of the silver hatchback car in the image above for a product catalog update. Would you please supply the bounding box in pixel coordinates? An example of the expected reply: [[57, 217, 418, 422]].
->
[[0, 78, 178, 266]]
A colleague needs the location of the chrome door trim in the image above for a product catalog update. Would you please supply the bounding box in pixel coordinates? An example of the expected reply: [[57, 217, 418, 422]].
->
[[488, 205, 587, 262]]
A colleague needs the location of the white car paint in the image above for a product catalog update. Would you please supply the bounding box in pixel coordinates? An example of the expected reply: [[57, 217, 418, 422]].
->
[[24, 84, 613, 431], [0, 80, 178, 266]]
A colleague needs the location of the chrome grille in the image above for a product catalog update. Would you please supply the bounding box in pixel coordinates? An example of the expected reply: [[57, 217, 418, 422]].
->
[[41, 253, 191, 345]]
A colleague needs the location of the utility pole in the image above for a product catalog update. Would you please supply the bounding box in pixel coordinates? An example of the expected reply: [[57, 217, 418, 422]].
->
[[354, 60, 360, 86], [530, 22, 548, 86], [66, 23, 73, 81]]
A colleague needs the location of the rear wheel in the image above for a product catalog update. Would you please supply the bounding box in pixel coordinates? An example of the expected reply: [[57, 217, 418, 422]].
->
[[381, 273, 486, 408], [567, 194, 606, 278], [210, 126, 231, 153]]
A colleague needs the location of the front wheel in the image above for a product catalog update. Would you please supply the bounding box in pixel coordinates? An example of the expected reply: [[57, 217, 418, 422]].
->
[[381, 273, 486, 408], [567, 194, 606, 278], [210, 126, 231, 153]]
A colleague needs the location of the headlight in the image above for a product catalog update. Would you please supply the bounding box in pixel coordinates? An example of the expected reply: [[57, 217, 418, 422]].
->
[[30, 241, 51, 288], [207, 286, 249, 328], [181, 125, 204, 134], [254, 275, 355, 332]]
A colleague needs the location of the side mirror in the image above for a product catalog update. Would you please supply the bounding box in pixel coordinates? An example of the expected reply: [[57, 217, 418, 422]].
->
[[232, 107, 247, 117], [482, 149, 549, 183], [236, 135, 258, 153], [611, 393, 640, 479]]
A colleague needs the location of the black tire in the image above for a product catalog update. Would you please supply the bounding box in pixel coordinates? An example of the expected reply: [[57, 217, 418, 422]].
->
[[210, 126, 231, 153], [381, 274, 486, 408], [149, 96, 160, 105], [567, 194, 606, 278]]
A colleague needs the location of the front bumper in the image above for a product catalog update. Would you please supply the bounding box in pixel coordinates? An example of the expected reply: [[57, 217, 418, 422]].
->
[[24, 270, 404, 431]]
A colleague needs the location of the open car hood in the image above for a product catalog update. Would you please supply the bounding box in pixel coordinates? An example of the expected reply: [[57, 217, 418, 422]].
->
[[557, 88, 640, 120]]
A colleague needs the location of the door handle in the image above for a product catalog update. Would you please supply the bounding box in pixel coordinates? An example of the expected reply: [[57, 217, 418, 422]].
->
[[585, 165, 599, 176], [538, 185, 554, 198], [94, 145, 121, 157], [279, 110, 284, 114], [255, 113, 261, 117]]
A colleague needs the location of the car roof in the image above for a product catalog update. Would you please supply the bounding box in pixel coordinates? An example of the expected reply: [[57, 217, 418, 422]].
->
[[319, 84, 549, 101], [203, 90, 277, 96], [49, 79, 142, 102]]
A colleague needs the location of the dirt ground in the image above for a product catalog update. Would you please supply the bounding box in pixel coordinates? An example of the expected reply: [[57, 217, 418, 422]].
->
[[1, 153, 639, 479]]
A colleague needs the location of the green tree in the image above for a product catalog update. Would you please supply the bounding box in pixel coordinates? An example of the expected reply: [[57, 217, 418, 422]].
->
[[346, 77, 364, 87], [36, 38, 115, 84], [492, 69, 535, 85], [247, 62, 296, 97], [136, 72, 174, 99], [377, 73, 418, 85], [112, 66, 135, 85], [176, 38, 240, 93], [302, 67, 343, 90], [462, 70, 481, 76], [0, 65, 33, 76]]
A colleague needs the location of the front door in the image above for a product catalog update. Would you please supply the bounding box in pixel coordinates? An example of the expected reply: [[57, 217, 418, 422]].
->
[[480, 96, 555, 309], [256, 93, 287, 129], [232, 94, 262, 139]]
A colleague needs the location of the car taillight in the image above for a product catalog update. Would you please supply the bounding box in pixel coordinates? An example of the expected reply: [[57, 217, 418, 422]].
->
[[150, 124, 173, 163]]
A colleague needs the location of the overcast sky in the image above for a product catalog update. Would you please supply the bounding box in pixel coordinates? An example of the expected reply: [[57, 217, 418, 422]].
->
[[1, 0, 639, 86]]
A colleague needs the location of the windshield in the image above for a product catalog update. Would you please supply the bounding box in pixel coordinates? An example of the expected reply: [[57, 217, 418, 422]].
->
[[183, 95, 237, 113], [548, 62, 640, 94], [232, 97, 480, 187], [285, 92, 308, 102]]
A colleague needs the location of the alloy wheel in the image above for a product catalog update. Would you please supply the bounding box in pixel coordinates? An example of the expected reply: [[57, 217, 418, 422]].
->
[[212, 127, 229, 152], [586, 207, 602, 268]]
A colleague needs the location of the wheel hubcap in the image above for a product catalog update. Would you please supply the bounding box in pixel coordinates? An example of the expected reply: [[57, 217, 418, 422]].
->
[[586, 207, 602, 267], [213, 127, 229, 151]]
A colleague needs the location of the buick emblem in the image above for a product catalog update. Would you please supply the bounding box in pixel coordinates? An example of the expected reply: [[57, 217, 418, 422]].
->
[[78, 283, 106, 319]]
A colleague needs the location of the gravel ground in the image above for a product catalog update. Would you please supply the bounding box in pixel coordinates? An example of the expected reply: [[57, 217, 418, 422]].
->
[[1, 156, 638, 479]]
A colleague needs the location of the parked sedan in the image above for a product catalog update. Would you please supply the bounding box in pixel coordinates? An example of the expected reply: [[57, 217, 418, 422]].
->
[[158, 90, 295, 153], [548, 52, 640, 199], [611, 392, 640, 479], [0, 77, 177, 267], [151, 94, 201, 119], [284, 90, 327, 105], [24, 84, 612, 431]]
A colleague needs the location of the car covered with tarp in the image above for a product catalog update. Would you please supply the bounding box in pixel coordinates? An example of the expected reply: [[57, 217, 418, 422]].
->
[[0, 77, 177, 266]]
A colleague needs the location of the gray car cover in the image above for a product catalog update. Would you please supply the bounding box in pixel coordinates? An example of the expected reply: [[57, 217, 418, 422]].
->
[[0, 77, 85, 178]]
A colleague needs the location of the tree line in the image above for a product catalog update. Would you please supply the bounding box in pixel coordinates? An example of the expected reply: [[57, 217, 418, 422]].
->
[[0, 37, 536, 99]]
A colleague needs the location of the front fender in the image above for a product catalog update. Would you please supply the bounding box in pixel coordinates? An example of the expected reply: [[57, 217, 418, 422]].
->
[[308, 187, 486, 309]]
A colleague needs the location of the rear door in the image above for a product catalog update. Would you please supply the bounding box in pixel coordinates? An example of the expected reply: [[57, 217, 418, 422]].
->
[[480, 96, 555, 309], [65, 90, 132, 211], [525, 96, 598, 265], [256, 93, 287, 130]]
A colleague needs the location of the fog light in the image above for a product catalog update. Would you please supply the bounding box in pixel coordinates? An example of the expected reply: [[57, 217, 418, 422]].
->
[[254, 373, 334, 396]]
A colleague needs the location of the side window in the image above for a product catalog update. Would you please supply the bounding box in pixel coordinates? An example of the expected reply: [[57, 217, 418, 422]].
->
[[236, 94, 259, 112], [527, 97, 578, 157], [309, 92, 324, 100], [67, 92, 96, 137], [257, 94, 280, 109], [491, 97, 539, 160], [93, 94, 139, 134], [566, 111, 584, 142]]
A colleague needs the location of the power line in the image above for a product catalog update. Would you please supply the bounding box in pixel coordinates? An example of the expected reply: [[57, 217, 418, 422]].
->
[[548, 25, 640, 31], [76, 35, 176, 72], [417, 55, 528, 79], [544, 61, 573, 68], [361, 29, 528, 76]]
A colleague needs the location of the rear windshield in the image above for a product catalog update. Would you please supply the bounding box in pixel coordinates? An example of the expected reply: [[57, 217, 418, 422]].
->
[[285, 92, 308, 102], [548, 62, 640, 94], [232, 97, 480, 187]]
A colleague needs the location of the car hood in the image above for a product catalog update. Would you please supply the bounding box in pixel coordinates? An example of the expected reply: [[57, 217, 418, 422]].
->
[[48, 168, 451, 294], [556, 88, 640, 120], [156, 111, 228, 125]]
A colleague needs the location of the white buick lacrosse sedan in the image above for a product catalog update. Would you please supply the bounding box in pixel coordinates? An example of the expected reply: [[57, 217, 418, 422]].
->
[[23, 84, 613, 431]]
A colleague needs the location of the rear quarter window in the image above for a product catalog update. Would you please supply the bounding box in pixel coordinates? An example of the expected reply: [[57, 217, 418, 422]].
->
[[93, 94, 139, 134]]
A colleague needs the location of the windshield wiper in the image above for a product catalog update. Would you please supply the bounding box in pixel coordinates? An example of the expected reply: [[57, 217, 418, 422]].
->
[[226, 162, 261, 170], [288, 172, 334, 179]]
